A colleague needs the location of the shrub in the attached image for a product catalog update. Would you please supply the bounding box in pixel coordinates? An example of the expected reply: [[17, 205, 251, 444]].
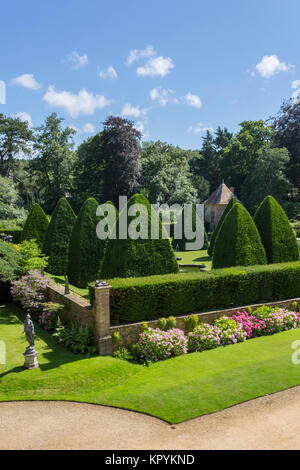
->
[[38, 302, 64, 332], [100, 193, 179, 279], [22, 203, 49, 248], [184, 314, 199, 332], [213, 316, 247, 345], [0, 241, 22, 300], [42, 197, 76, 275], [212, 203, 267, 269], [1, 229, 23, 243], [11, 270, 50, 314], [114, 347, 132, 361], [108, 261, 300, 325], [187, 324, 221, 352], [254, 195, 299, 264], [53, 320, 96, 355], [67, 197, 104, 288], [208, 198, 237, 257], [173, 204, 208, 251], [112, 331, 120, 345], [16, 239, 48, 276], [137, 327, 188, 362]]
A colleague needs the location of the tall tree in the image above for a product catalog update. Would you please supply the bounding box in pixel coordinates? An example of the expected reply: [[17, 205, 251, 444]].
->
[[99, 116, 141, 204], [28, 113, 76, 213], [0, 114, 33, 177]]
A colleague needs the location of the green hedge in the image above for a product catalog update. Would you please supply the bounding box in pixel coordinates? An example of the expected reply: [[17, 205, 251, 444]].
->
[[22, 203, 49, 248], [1, 229, 23, 243], [100, 261, 300, 325]]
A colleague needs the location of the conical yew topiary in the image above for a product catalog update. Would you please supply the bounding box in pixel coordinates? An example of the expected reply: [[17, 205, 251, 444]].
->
[[173, 204, 208, 251], [212, 203, 267, 269], [254, 195, 299, 264], [100, 193, 179, 279], [67, 197, 110, 288], [208, 197, 237, 257], [42, 197, 76, 275], [22, 203, 49, 248]]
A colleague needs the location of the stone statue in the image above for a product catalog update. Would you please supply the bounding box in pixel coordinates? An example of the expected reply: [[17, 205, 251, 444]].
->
[[23, 314, 35, 352]]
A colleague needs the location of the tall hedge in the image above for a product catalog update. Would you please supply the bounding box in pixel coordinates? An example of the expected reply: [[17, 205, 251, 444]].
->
[[212, 203, 267, 269], [254, 195, 299, 264], [67, 197, 106, 288], [208, 197, 237, 257], [42, 197, 76, 275], [22, 203, 49, 248], [100, 193, 179, 279], [173, 204, 208, 251]]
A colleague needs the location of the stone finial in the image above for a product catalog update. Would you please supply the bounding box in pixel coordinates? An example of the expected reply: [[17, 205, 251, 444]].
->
[[65, 275, 70, 295]]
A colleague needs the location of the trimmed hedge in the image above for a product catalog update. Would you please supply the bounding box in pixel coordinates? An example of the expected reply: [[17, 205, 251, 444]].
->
[[67, 197, 106, 288], [208, 197, 237, 257], [42, 197, 76, 275], [103, 261, 300, 325], [254, 195, 299, 264], [212, 203, 267, 269], [172, 204, 208, 251], [22, 203, 49, 248], [100, 193, 179, 279], [0, 229, 23, 243]]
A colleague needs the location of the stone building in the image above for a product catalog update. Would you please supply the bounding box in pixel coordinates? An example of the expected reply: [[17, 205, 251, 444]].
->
[[204, 182, 237, 231]]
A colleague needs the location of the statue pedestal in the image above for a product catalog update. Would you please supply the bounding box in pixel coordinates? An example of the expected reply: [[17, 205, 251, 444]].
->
[[23, 349, 39, 370]]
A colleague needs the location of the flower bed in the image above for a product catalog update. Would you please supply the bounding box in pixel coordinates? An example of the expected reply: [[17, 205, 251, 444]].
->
[[130, 306, 300, 363]]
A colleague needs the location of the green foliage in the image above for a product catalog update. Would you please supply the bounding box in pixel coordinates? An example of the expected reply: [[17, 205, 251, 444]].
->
[[0, 176, 27, 220], [208, 198, 237, 257], [42, 197, 76, 275], [17, 239, 48, 275], [141, 321, 148, 331], [53, 320, 96, 356], [113, 347, 132, 361], [1, 229, 23, 243], [108, 261, 300, 324], [100, 193, 179, 279], [22, 203, 49, 248], [158, 317, 167, 329], [167, 316, 177, 329], [0, 241, 21, 283], [173, 204, 208, 251], [254, 195, 299, 264], [184, 314, 199, 332], [67, 197, 104, 288], [112, 331, 120, 345], [212, 203, 267, 269]]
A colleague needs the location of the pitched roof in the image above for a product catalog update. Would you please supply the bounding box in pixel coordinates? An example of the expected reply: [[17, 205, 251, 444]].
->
[[204, 183, 236, 205]]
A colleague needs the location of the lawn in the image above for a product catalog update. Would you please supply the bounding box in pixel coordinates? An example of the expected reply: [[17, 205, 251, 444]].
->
[[1, 304, 300, 424]]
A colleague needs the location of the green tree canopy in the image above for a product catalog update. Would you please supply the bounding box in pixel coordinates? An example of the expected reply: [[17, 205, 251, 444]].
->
[[42, 197, 76, 275], [22, 203, 49, 248], [212, 203, 267, 269], [254, 195, 299, 264], [0, 176, 27, 221]]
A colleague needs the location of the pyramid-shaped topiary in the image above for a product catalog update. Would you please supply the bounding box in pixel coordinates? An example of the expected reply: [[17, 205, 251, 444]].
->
[[42, 197, 76, 275], [212, 203, 267, 269], [67, 197, 109, 288], [208, 197, 237, 257], [254, 195, 299, 264], [22, 203, 49, 248], [173, 204, 208, 251], [100, 193, 179, 279]]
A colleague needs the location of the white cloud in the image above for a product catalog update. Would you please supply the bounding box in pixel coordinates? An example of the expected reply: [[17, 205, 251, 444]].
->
[[43, 85, 110, 118], [292, 80, 300, 89], [126, 45, 156, 65], [291, 80, 300, 104], [255, 55, 293, 78], [181, 92, 202, 108], [149, 87, 178, 106], [137, 56, 174, 77], [98, 65, 118, 79], [66, 51, 89, 69], [187, 123, 214, 135], [82, 122, 96, 133], [121, 103, 148, 118], [13, 112, 33, 128], [10, 74, 42, 90]]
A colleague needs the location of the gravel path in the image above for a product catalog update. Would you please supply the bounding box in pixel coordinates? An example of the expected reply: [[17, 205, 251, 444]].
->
[[1, 386, 300, 450]]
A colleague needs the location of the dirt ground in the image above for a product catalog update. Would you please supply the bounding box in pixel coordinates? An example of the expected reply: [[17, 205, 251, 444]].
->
[[1, 386, 300, 450]]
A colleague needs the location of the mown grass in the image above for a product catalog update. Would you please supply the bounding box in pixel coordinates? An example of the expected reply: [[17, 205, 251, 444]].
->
[[1, 304, 300, 423]]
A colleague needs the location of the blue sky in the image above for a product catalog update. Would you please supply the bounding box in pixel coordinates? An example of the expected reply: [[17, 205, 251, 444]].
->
[[1, 0, 299, 149]]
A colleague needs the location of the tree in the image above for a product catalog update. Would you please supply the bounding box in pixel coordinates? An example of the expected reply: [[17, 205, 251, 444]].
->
[[28, 113, 76, 213], [173, 204, 208, 251], [42, 197, 76, 275], [0, 176, 27, 221], [22, 203, 49, 248], [272, 99, 300, 192], [140, 141, 197, 204], [0, 114, 33, 177], [100, 193, 179, 279], [99, 116, 141, 205], [67, 197, 105, 288], [212, 203, 267, 269], [240, 145, 291, 214], [208, 197, 237, 257], [254, 195, 299, 264]]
